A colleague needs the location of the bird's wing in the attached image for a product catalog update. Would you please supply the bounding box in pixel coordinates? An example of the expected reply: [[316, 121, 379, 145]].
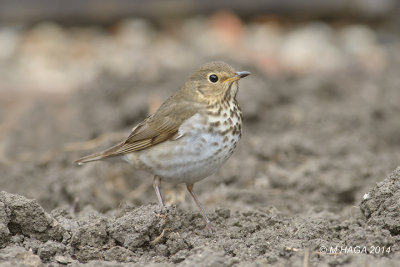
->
[[74, 95, 199, 165], [107, 97, 198, 156]]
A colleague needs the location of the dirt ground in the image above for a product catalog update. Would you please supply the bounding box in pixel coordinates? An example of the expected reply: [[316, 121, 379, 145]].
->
[[0, 18, 400, 266]]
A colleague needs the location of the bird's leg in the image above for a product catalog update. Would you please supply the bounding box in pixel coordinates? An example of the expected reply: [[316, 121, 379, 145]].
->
[[153, 176, 168, 227], [153, 175, 165, 208], [186, 183, 212, 230]]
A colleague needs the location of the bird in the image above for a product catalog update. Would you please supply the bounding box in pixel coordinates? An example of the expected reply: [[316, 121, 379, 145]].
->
[[75, 62, 250, 230]]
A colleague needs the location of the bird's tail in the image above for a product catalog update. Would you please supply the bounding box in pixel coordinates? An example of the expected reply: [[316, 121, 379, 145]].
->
[[74, 141, 124, 165]]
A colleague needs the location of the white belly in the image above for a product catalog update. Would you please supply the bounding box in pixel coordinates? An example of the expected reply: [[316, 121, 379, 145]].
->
[[124, 113, 241, 184]]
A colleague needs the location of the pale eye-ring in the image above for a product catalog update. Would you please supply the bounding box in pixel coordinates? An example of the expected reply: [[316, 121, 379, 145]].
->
[[209, 74, 218, 83]]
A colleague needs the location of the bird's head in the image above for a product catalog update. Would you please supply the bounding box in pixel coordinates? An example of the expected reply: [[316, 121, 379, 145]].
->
[[182, 62, 250, 105]]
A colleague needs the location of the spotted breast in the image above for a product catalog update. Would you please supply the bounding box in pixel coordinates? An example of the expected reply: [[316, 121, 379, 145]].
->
[[126, 100, 242, 184]]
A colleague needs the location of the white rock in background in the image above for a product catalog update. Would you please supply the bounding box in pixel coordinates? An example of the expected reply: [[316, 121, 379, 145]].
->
[[0, 27, 20, 60], [279, 22, 344, 73], [339, 25, 387, 72]]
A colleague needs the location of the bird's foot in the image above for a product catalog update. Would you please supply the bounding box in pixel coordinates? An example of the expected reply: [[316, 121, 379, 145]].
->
[[154, 205, 169, 227], [204, 222, 214, 233]]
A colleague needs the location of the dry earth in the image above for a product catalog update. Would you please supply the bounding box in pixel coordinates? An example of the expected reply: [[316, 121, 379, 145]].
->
[[0, 20, 400, 266]]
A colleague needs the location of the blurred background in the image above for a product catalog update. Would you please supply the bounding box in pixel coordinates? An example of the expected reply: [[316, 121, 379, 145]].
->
[[0, 0, 400, 215]]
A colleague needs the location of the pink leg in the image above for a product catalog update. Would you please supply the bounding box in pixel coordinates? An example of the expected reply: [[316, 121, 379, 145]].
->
[[153, 176, 165, 208], [186, 183, 212, 230]]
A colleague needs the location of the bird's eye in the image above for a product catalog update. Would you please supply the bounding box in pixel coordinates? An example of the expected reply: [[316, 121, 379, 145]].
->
[[209, 74, 218, 83]]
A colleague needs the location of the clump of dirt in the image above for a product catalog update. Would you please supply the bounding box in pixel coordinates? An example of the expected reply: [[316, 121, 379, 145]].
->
[[360, 167, 400, 236], [1, 179, 399, 266]]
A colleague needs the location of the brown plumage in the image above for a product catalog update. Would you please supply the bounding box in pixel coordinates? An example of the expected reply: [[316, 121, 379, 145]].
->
[[74, 62, 250, 230]]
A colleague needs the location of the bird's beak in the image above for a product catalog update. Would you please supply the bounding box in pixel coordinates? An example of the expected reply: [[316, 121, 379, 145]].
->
[[224, 71, 251, 83]]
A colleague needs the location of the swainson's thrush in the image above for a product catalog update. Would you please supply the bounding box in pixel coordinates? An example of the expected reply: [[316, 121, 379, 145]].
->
[[75, 62, 250, 229]]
